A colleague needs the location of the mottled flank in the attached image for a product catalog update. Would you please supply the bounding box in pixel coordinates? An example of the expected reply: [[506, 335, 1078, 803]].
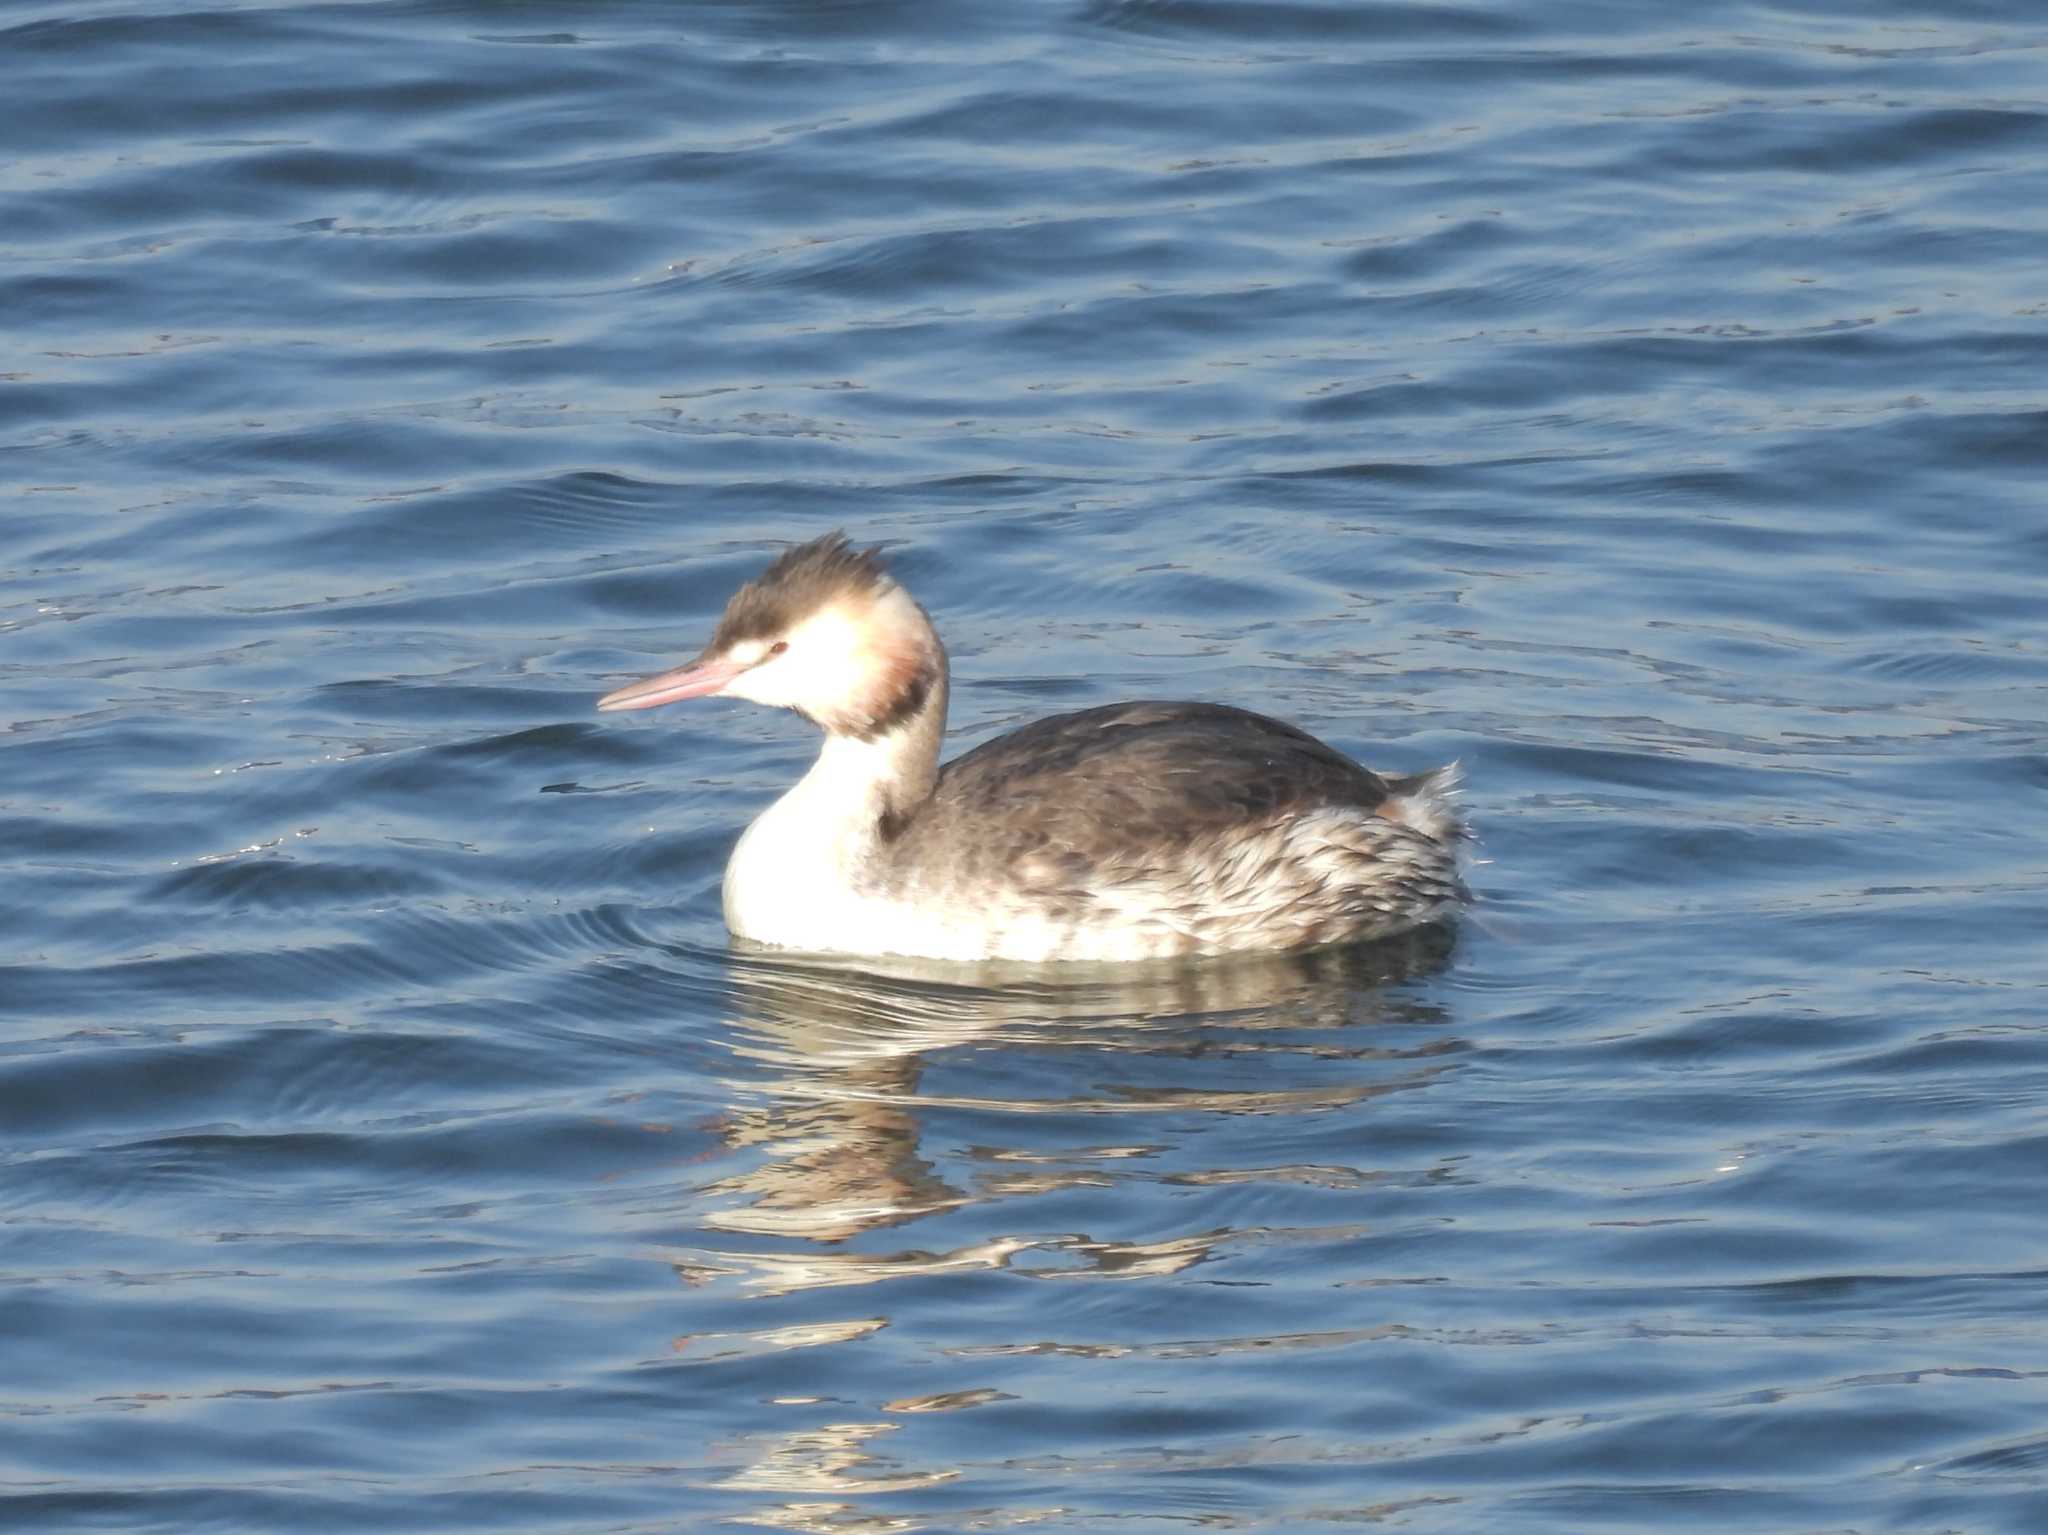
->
[[869, 702, 1470, 959], [711, 532, 893, 651]]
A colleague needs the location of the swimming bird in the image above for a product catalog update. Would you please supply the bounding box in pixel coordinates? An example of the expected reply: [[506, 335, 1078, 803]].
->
[[598, 533, 1467, 963]]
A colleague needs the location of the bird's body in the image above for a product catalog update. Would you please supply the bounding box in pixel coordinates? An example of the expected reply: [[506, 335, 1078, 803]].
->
[[600, 534, 1466, 963]]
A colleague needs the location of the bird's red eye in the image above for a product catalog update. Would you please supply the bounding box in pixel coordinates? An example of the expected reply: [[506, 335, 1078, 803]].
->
[[769, 641, 789, 657]]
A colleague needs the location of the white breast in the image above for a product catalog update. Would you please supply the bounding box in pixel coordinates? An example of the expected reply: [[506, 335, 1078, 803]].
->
[[721, 739, 1166, 962], [722, 732, 933, 956], [724, 808, 1083, 963]]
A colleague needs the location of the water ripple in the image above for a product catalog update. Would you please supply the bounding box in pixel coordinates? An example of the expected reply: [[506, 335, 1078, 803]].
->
[[4, 1, 2047, 1530]]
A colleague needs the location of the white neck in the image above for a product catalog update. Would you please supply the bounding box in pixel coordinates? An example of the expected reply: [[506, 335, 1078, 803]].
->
[[802, 669, 949, 835], [722, 667, 949, 946]]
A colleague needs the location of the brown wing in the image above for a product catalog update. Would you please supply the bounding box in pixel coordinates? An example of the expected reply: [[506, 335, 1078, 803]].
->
[[893, 702, 1392, 896]]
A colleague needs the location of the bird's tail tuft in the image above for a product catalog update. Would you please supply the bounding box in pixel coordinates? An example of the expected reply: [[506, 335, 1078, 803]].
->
[[1379, 762, 1467, 845]]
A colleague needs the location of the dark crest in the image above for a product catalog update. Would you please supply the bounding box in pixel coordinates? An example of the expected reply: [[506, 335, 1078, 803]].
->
[[710, 531, 892, 651]]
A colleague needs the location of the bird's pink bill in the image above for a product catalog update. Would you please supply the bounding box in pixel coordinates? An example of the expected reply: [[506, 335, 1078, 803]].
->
[[597, 657, 748, 712]]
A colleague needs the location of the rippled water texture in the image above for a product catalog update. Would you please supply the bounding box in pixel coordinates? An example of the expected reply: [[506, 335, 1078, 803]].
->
[[6, 1, 2048, 1530]]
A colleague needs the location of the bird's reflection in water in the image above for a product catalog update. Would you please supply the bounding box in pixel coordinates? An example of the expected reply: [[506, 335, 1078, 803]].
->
[[682, 927, 1461, 1271]]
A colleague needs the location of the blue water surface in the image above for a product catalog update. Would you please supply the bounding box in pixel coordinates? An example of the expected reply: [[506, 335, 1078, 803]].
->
[[5, 1, 2047, 1530]]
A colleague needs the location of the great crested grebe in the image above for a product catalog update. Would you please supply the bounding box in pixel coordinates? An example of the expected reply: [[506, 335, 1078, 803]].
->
[[598, 533, 1467, 963]]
